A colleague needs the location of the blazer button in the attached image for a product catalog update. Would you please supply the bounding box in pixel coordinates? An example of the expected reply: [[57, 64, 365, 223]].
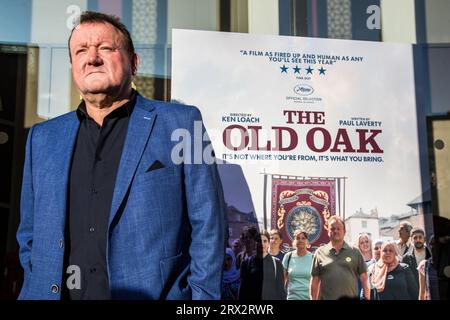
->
[[51, 284, 59, 294]]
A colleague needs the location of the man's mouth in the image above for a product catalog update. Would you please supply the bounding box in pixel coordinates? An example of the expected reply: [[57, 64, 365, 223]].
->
[[87, 71, 104, 75]]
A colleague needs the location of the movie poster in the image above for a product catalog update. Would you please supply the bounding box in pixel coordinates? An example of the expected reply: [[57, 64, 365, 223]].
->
[[171, 29, 422, 249]]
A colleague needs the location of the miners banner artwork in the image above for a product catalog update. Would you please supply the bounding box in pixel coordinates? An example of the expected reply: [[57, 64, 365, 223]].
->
[[171, 29, 422, 249], [271, 178, 336, 249]]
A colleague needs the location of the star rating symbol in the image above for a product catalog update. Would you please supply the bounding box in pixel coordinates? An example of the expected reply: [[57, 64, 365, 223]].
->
[[293, 65, 301, 74], [280, 65, 288, 73], [319, 67, 326, 75], [306, 66, 314, 74]]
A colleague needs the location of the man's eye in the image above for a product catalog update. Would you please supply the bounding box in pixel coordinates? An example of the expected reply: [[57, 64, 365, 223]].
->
[[76, 48, 87, 55], [100, 47, 113, 52]]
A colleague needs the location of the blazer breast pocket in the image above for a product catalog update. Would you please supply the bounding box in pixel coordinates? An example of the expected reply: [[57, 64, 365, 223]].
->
[[134, 165, 177, 184]]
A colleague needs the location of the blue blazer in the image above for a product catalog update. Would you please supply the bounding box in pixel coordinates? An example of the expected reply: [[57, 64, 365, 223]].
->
[[16, 94, 226, 300]]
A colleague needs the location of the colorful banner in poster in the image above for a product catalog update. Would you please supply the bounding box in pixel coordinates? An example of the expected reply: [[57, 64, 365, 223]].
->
[[171, 29, 422, 246], [271, 178, 336, 249]]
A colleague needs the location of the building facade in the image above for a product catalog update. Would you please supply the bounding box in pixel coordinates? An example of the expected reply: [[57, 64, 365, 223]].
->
[[345, 209, 380, 245]]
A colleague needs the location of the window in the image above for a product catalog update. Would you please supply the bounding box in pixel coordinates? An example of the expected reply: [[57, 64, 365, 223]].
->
[[361, 220, 367, 228]]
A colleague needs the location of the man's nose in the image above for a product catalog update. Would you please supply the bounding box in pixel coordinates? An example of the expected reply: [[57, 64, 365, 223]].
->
[[87, 47, 103, 65]]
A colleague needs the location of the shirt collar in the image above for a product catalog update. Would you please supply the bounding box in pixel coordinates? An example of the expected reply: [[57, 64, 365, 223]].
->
[[326, 241, 350, 253], [342, 241, 351, 250], [397, 239, 410, 247], [76, 89, 137, 122]]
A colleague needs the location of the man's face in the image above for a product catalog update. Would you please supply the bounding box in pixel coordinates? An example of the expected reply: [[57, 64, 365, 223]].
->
[[269, 234, 282, 251], [411, 232, 425, 249], [69, 22, 136, 97], [328, 220, 345, 242], [398, 224, 410, 241]]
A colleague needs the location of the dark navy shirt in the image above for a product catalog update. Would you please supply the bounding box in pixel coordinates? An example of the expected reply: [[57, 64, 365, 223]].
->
[[64, 93, 136, 300]]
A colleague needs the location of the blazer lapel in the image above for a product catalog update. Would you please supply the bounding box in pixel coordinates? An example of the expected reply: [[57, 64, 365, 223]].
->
[[52, 113, 80, 231], [108, 97, 156, 227]]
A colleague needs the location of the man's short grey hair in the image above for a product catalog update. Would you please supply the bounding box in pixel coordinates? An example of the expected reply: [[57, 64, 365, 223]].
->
[[68, 11, 135, 63], [400, 221, 413, 234]]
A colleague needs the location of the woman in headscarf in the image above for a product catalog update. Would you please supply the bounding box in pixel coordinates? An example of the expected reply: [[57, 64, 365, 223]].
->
[[370, 241, 418, 300], [221, 248, 240, 300]]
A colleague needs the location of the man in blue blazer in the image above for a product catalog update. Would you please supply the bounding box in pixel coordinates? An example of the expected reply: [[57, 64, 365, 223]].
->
[[16, 11, 226, 300]]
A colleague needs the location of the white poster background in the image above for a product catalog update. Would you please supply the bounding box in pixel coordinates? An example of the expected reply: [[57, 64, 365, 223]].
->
[[171, 29, 422, 234]]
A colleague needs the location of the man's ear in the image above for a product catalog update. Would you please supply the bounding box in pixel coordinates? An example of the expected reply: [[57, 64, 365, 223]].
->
[[132, 53, 140, 76]]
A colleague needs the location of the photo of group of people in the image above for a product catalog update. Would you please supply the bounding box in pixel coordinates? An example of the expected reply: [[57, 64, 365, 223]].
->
[[222, 215, 450, 300]]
